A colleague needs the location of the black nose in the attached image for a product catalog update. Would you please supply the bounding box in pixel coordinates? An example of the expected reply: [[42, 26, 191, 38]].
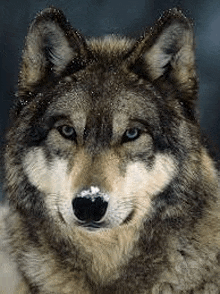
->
[[72, 196, 108, 222]]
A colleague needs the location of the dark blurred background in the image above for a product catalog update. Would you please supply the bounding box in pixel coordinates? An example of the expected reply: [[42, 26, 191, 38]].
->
[[0, 0, 219, 200]]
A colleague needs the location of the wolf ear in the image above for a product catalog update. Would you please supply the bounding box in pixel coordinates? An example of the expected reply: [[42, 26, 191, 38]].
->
[[128, 9, 196, 92], [19, 7, 90, 92]]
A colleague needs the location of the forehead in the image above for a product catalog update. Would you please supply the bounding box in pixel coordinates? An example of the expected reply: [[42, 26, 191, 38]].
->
[[46, 80, 158, 121]]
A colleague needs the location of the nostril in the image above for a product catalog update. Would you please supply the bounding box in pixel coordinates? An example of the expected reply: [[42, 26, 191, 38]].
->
[[92, 197, 108, 222], [72, 196, 108, 222], [72, 197, 92, 222]]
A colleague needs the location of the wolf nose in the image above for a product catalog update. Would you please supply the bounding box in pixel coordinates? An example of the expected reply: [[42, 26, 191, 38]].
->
[[72, 196, 108, 222]]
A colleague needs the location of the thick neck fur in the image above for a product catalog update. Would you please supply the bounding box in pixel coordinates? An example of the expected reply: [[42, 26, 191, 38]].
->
[[4, 148, 219, 293]]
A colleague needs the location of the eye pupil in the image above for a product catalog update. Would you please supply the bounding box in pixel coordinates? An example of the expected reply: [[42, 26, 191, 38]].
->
[[126, 128, 138, 139], [58, 125, 76, 140], [123, 128, 140, 143], [62, 126, 74, 136]]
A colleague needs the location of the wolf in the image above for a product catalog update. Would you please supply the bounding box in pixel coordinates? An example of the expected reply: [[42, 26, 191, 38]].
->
[[0, 6, 220, 293]]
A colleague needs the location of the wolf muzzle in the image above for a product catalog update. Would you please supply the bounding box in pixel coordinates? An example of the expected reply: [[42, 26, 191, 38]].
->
[[72, 186, 109, 224]]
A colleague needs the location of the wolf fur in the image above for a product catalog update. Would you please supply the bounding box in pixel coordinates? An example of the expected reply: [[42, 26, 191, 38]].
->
[[0, 7, 220, 293]]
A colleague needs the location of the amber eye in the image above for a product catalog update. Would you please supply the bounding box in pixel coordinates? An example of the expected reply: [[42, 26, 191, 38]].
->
[[58, 125, 77, 141], [122, 128, 141, 143]]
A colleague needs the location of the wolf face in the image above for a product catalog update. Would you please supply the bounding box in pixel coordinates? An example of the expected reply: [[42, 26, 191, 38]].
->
[[7, 7, 196, 228], [3, 7, 220, 293]]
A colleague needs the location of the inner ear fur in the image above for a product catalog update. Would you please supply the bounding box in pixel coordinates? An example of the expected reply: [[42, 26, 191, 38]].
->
[[19, 7, 90, 92], [127, 8, 197, 93]]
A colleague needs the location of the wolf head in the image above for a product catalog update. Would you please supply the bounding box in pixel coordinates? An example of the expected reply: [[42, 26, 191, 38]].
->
[[5, 7, 200, 234]]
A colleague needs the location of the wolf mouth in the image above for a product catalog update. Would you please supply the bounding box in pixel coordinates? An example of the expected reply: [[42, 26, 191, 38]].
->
[[76, 208, 136, 231], [78, 220, 108, 231]]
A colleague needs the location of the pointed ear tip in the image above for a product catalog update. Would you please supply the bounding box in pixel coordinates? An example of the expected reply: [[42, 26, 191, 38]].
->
[[27, 6, 70, 37], [163, 7, 186, 18], [161, 7, 193, 29], [34, 6, 66, 23], [38, 6, 64, 15]]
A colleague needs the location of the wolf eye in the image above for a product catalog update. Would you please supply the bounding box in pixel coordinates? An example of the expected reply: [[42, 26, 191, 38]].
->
[[58, 125, 77, 141], [122, 128, 141, 143]]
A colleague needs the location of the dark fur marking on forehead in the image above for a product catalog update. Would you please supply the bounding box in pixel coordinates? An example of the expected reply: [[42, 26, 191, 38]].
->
[[83, 112, 113, 153]]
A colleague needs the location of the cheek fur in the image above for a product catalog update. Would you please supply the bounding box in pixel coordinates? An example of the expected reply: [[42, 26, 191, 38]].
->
[[23, 148, 70, 194], [109, 153, 177, 220], [23, 148, 176, 227]]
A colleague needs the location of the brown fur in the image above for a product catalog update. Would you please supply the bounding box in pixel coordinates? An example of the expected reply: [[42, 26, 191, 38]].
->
[[1, 7, 220, 293]]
